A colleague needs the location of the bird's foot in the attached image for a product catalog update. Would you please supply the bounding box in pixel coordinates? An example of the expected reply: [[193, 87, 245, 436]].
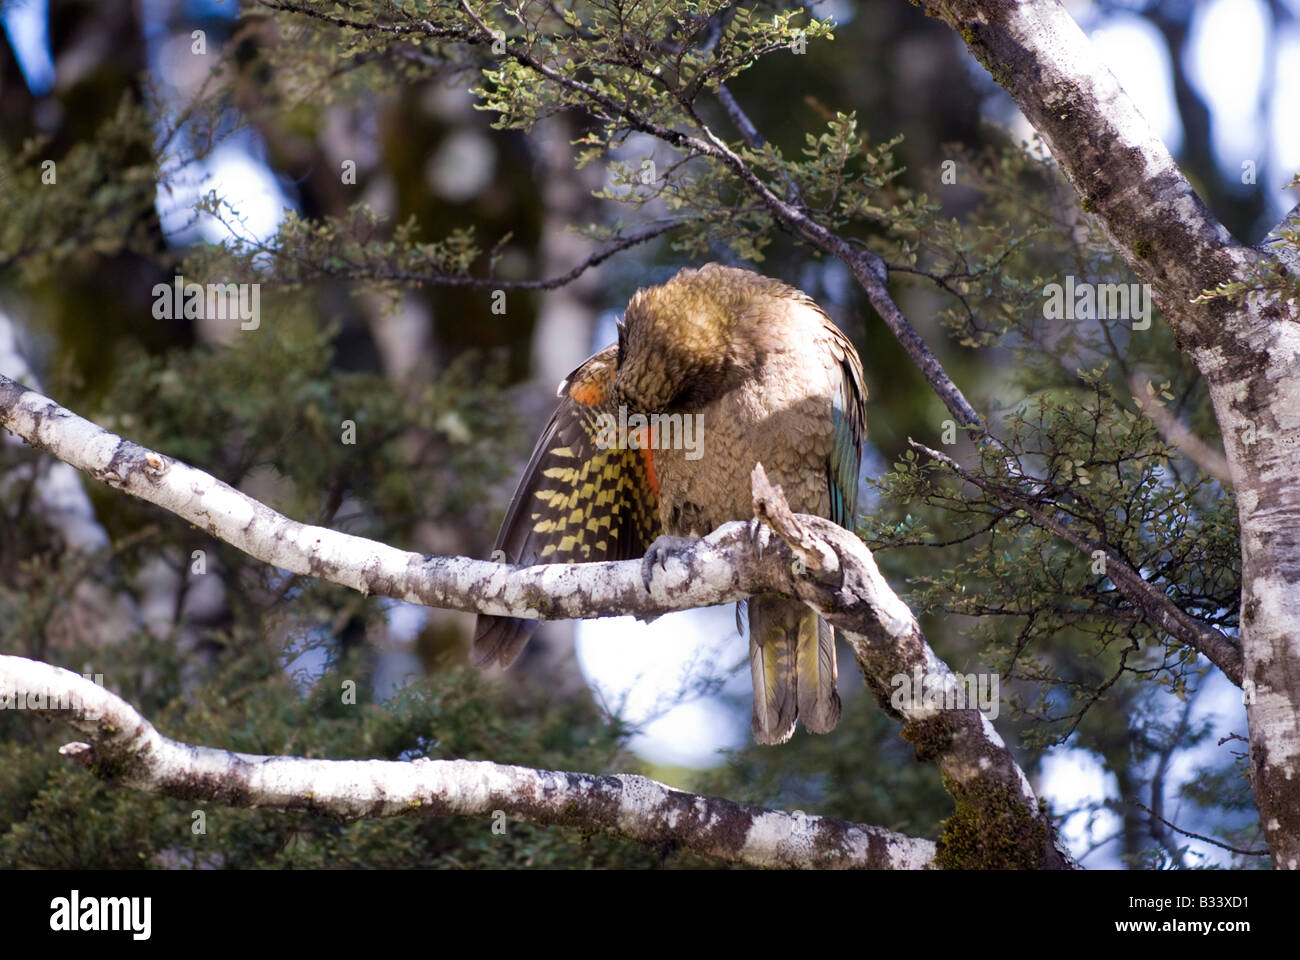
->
[[640, 535, 699, 593], [747, 516, 772, 559]]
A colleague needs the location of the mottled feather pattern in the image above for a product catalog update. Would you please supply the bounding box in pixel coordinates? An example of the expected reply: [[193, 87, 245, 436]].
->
[[472, 348, 661, 668], [474, 264, 866, 745]]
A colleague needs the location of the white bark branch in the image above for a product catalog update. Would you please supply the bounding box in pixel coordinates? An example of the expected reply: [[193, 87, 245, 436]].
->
[[0, 311, 146, 644], [0, 656, 934, 869], [1260, 198, 1300, 271], [0, 312, 114, 553], [0, 371, 1077, 868]]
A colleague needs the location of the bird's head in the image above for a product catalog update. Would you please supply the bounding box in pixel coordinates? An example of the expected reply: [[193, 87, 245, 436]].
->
[[616, 263, 781, 411]]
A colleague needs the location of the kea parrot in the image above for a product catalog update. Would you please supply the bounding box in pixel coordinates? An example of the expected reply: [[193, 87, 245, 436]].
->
[[473, 263, 867, 744]]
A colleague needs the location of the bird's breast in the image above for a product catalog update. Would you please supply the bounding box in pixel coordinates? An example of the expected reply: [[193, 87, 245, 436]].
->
[[651, 340, 839, 534]]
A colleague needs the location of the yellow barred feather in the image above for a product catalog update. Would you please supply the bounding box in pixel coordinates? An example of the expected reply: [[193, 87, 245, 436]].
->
[[472, 347, 661, 668]]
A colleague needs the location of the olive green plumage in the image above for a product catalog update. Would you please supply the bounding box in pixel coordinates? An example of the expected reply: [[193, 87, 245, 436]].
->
[[475, 263, 868, 744]]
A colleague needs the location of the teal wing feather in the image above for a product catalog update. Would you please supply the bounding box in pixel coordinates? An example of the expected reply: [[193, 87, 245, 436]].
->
[[826, 322, 867, 531]]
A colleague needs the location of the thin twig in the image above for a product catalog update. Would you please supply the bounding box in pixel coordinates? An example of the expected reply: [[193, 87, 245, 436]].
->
[[1130, 801, 1270, 857]]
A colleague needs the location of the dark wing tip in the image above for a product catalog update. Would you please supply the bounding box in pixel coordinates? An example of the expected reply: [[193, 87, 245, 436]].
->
[[471, 615, 536, 669], [471, 342, 659, 672]]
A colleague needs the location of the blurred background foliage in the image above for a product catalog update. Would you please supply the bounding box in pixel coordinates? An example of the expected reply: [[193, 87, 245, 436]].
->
[[0, 0, 1283, 867]]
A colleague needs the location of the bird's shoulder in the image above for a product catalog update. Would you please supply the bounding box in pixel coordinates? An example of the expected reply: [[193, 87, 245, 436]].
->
[[556, 343, 619, 407]]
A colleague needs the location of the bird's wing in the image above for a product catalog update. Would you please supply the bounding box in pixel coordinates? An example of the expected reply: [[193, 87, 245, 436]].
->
[[472, 344, 662, 668], [825, 320, 868, 531]]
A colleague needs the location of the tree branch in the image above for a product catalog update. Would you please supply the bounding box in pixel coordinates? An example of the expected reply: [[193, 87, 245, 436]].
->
[[0, 656, 933, 869], [1260, 197, 1300, 272], [238, 219, 683, 293], [920, 0, 1300, 868], [1130, 799, 1270, 858], [920, 0, 1258, 341], [0, 372, 1077, 868], [908, 440, 1244, 686], [0, 312, 114, 554], [1128, 374, 1233, 486], [0, 311, 146, 641]]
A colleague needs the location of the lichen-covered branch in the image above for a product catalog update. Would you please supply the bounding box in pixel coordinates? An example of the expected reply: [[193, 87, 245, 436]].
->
[[0, 656, 933, 869], [0, 373, 1076, 867], [751, 466, 1076, 869], [1260, 199, 1300, 271], [0, 370, 844, 623]]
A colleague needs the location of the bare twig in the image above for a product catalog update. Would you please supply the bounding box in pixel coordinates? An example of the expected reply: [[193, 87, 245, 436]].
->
[[907, 439, 1243, 686], [1129, 375, 1232, 486], [1130, 800, 1270, 858]]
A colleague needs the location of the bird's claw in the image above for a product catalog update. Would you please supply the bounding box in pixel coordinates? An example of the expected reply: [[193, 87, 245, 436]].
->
[[640, 535, 697, 593], [748, 517, 772, 559]]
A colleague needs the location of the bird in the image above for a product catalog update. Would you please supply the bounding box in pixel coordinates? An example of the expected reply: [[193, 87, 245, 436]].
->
[[473, 263, 867, 744]]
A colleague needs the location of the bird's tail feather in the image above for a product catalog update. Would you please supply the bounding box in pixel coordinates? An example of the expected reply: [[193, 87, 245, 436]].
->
[[748, 597, 840, 744], [797, 612, 841, 734], [472, 616, 535, 669]]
